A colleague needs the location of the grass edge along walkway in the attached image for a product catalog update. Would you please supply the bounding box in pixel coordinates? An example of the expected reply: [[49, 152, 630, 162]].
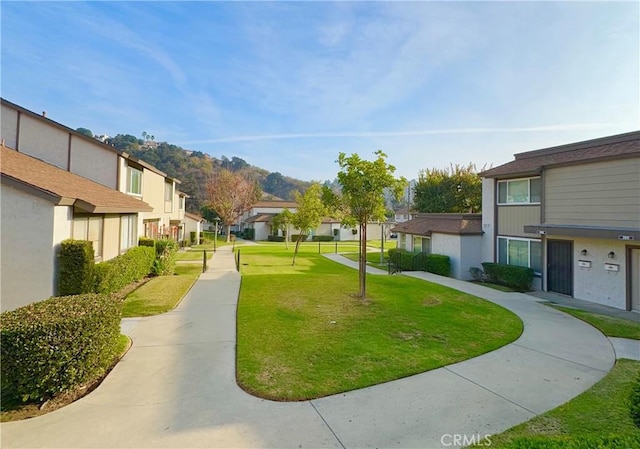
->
[[236, 244, 523, 401], [483, 359, 640, 448], [122, 264, 202, 317], [550, 305, 640, 340]]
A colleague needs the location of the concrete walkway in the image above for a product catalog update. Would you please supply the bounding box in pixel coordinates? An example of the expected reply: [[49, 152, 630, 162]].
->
[[1, 248, 618, 449]]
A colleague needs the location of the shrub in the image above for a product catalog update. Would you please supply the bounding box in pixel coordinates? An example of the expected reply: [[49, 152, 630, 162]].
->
[[1, 294, 123, 402], [138, 237, 155, 248], [631, 372, 640, 428], [388, 248, 424, 271], [268, 235, 285, 242], [152, 239, 178, 276], [190, 231, 197, 245], [244, 228, 256, 240], [203, 231, 216, 241], [469, 267, 485, 281], [425, 254, 450, 276], [57, 239, 95, 296], [94, 246, 155, 294], [290, 234, 307, 242], [482, 262, 534, 291], [311, 235, 334, 242], [333, 229, 339, 236]]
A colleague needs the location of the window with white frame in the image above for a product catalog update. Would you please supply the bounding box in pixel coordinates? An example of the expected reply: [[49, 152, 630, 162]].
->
[[164, 181, 173, 212], [179, 195, 185, 210], [497, 177, 541, 204], [497, 236, 542, 274], [73, 215, 103, 259], [126, 166, 142, 196], [120, 215, 138, 252]]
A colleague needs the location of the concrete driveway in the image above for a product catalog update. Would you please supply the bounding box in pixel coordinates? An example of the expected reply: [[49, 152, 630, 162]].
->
[[1, 247, 616, 448]]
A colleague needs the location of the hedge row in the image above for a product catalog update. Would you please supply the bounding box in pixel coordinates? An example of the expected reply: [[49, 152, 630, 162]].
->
[[1, 294, 123, 402], [290, 234, 307, 242], [481, 262, 534, 291], [94, 247, 155, 294], [311, 235, 334, 242], [387, 249, 451, 276], [268, 235, 286, 242], [57, 240, 95, 296], [152, 239, 178, 276]]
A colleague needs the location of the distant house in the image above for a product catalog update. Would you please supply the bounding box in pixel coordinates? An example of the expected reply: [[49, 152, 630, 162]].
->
[[393, 206, 412, 223], [184, 212, 204, 244], [240, 200, 298, 240], [0, 145, 152, 312], [480, 131, 640, 311], [392, 214, 483, 280]]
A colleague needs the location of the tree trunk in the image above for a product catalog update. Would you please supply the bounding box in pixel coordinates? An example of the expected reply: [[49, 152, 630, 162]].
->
[[359, 222, 367, 298], [285, 224, 289, 250], [226, 224, 231, 242], [292, 233, 305, 266]]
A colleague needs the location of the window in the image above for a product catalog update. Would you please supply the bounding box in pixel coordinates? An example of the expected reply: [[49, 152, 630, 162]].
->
[[179, 195, 185, 210], [126, 166, 142, 195], [73, 216, 103, 259], [497, 177, 541, 204], [120, 215, 138, 252], [164, 181, 173, 212], [412, 236, 422, 253], [144, 219, 159, 239], [411, 236, 431, 254], [497, 236, 542, 274]]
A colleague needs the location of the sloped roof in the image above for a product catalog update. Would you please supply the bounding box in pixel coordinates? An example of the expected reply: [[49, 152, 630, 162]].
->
[[481, 130, 640, 179], [184, 212, 203, 221], [391, 213, 483, 236], [1, 145, 152, 213], [246, 213, 276, 224], [252, 200, 298, 209]]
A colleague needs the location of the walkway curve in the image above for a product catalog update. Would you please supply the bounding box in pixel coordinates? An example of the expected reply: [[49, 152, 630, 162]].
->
[[1, 247, 615, 449]]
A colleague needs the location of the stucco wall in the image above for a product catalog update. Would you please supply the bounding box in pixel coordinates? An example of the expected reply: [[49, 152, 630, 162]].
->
[[18, 114, 69, 170], [459, 235, 484, 280], [557, 236, 628, 309], [432, 233, 462, 278], [184, 218, 202, 243], [1, 104, 18, 148], [102, 215, 122, 261], [69, 136, 118, 189], [1, 184, 64, 311]]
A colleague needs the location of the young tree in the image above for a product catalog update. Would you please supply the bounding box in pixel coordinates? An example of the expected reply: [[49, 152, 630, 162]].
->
[[205, 169, 262, 242], [413, 163, 482, 213], [290, 183, 326, 266], [325, 151, 406, 298], [272, 208, 293, 249]]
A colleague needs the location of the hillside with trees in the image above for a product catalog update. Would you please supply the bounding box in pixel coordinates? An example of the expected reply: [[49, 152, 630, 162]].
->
[[95, 132, 310, 213]]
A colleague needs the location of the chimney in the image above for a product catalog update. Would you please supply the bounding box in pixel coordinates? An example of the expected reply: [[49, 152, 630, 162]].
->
[[42, 111, 47, 117]]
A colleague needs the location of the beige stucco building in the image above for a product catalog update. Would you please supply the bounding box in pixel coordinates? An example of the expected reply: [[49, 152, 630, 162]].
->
[[480, 131, 640, 311]]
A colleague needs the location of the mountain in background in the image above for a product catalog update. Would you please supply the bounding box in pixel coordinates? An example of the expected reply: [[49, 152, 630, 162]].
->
[[103, 133, 311, 213]]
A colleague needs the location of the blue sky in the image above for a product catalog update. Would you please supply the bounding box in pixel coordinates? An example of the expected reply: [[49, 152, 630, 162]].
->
[[2, 1, 638, 182]]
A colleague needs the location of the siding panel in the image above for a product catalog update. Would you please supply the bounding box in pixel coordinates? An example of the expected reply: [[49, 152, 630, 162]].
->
[[497, 206, 540, 237], [545, 158, 640, 228]]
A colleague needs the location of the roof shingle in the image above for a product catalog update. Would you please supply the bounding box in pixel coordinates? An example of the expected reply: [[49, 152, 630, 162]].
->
[[391, 213, 483, 236], [1, 145, 152, 213]]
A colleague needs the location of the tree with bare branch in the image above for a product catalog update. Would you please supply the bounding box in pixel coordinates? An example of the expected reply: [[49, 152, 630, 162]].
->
[[205, 169, 262, 242]]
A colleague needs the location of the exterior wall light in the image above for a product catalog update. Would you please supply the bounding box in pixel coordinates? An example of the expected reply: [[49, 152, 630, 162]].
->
[[580, 249, 588, 256], [608, 251, 615, 259]]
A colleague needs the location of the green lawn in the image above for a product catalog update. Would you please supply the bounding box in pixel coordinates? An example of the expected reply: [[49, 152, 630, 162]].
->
[[236, 244, 522, 400], [553, 306, 640, 340], [175, 249, 214, 261], [342, 250, 389, 269], [486, 359, 640, 448], [122, 265, 201, 317], [366, 239, 397, 250]]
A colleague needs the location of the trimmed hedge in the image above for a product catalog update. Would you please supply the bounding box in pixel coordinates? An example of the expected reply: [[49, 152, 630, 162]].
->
[[387, 249, 451, 276], [243, 228, 256, 240], [57, 239, 95, 296], [138, 237, 155, 248], [190, 231, 197, 245], [482, 262, 534, 291], [268, 235, 285, 242], [631, 372, 640, 428], [152, 239, 178, 276], [94, 246, 155, 294], [290, 234, 307, 242], [311, 235, 334, 242], [1, 294, 123, 402], [426, 254, 451, 277]]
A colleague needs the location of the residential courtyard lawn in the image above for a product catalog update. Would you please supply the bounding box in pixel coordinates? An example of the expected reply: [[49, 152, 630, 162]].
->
[[552, 306, 640, 340], [485, 359, 640, 448], [366, 239, 397, 250], [342, 250, 389, 269], [236, 244, 523, 401], [122, 265, 201, 317], [175, 249, 214, 261]]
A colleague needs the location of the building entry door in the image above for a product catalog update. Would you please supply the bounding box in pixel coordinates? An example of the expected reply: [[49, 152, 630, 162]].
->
[[631, 248, 640, 312], [547, 240, 573, 296]]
